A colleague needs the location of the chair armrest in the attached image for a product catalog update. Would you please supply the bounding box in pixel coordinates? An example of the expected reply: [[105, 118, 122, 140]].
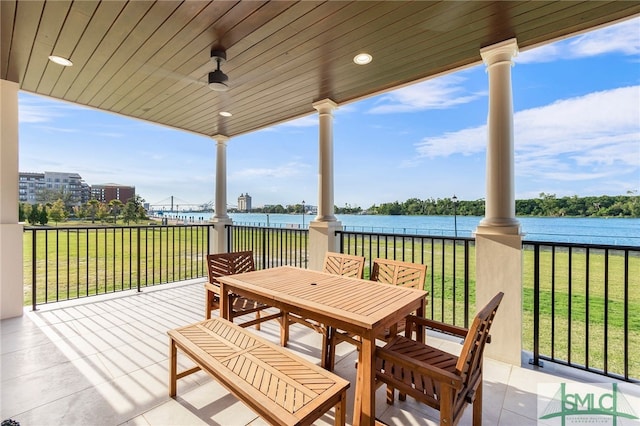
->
[[204, 282, 221, 295], [376, 343, 463, 390], [405, 315, 469, 338]]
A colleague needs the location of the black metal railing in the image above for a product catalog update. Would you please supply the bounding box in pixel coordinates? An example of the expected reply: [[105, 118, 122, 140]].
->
[[24, 225, 209, 309], [226, 224, 308, 269], [337, 230, 474, 328], [23, 222, 639, 381], [524, 241, 640, 382]]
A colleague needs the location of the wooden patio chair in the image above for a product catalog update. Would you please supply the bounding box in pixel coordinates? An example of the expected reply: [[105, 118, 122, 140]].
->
[[374, 292, 504, 426], [327, 258, 428, 370], [286, 252, 365, 369], [370, 258, 428, 340], [204, 251, 282, 329], [323, 251, 366, 278]]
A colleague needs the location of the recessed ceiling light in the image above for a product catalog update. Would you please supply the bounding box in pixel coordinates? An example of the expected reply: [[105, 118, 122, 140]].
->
[[353, 53, 372, 65], [219, 111, 232, 117], [48, 55, 73, 66]]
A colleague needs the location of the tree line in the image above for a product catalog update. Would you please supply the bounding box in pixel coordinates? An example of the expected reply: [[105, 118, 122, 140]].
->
[[19, 195, 148, 226], [232, 192, 639, 218], [352, 193, 639, 217]]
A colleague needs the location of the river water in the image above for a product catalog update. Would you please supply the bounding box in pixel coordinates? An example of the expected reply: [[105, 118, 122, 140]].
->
[[158, 212, 640, 246]]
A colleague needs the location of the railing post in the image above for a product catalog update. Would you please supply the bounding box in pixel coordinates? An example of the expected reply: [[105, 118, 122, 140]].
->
[[226, 224, 232, 252], [261, 228, 267, 269], [464, 240, 469, 328], [31, 229, 37, 311], [136, 227, 141, 292], [530, 244, 541, 367]]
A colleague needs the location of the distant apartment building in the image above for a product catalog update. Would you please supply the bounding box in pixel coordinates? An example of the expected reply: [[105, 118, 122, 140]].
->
[[91, 184, 135, 203], [238, 193, 252, 212], [18, 172, 45, 204], [19, 171, 90, 205]]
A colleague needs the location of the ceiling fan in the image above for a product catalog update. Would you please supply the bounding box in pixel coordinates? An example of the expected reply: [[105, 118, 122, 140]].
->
[[208, 49, 229, 92]]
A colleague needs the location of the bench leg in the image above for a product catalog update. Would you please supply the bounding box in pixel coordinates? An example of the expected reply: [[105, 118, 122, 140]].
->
[[169, 338, 177, 397]]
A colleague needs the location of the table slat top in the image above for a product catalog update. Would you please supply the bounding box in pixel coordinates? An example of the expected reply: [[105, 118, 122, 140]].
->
[[217, 266, 428, 330]]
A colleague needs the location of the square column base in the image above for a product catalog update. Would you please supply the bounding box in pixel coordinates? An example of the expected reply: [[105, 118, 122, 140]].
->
[[475, 232, 522, 365], [308, 220, 343, 271], [208, 218, 232, 254], [1, 223, 24, 319]]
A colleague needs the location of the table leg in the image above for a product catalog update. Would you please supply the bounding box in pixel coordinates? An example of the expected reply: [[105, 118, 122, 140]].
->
[[353, 332, 375, 426], [169, 338, 177, 397], [280, 311, 289, 347]]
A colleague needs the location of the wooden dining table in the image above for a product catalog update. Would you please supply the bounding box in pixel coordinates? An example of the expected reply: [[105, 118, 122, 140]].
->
[[216, 265, 427, 426]]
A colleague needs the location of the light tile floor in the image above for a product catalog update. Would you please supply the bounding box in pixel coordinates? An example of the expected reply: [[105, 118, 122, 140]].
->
[[0, 279, 632, 425]]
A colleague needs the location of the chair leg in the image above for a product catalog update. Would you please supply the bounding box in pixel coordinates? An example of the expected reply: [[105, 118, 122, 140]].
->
[[473, 376, 483, 426], [386, 386, 395, 405], [440, 385, 455, 426], [321, 327, 337, 372], [321, 328, 330, 371], [205, 290, 213, 320], [255, 311, 261, 331]]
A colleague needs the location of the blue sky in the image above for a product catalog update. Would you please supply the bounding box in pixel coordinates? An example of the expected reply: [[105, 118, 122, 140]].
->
[[19, 17, 639, 210]]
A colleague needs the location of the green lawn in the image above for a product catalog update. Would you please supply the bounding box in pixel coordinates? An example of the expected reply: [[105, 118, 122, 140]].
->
[[22, 226, 639, 379], [23, 224, 209, 305], [342, 234, 639, 379]]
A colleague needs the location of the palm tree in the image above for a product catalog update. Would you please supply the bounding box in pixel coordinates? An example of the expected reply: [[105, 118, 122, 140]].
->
[[87, 199, 100, 223], [108, 199, 124, 224]]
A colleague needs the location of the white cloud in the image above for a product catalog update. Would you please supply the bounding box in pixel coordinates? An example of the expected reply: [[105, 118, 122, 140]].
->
[[368, 75, 484, 114], [517, 17, 640, 63], [414, 126, 486, 159], [33, 126, 78, 133], [230, 162, 311, 181], [18, 93, 88, 123], [414, 86, 640, 182], [19, 101, 64, 123]]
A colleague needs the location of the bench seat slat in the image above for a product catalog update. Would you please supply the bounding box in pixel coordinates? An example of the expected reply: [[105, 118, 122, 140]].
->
[[169, 318, 349, 426]]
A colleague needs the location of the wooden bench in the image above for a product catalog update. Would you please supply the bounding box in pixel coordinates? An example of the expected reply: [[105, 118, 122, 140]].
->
[[168, 317, 350, 426]]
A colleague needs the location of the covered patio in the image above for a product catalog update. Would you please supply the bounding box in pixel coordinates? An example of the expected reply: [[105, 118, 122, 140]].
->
[[2, 2, 640, 425], [1, 279, 615, 425]]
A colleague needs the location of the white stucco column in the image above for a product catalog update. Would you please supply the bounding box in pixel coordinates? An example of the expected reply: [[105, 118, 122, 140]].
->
[[209, 134, 232, 254], [313, 99, 338, 222], [475, 39, 522, 365], [1, 79, 24, 319], [308, 99, 342, 270], [478, 38, 520, 234]]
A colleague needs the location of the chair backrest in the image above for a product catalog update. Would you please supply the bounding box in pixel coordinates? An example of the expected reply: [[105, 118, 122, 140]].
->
[[370, 258, 427, 289], [456, 292, 504, 388], [323, 252, 365, 279], [206, 251, 255, 284]]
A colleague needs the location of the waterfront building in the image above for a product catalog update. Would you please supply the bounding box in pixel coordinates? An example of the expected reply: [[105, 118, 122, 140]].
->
[[19, 171, 89, 205], [238, 193, 252, 212], [91, 183, 135, 203], [18, 172, 44, 204]]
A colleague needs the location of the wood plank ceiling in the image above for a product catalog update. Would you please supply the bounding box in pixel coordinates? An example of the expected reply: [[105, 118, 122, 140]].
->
[[2, 1, 639, 139]]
